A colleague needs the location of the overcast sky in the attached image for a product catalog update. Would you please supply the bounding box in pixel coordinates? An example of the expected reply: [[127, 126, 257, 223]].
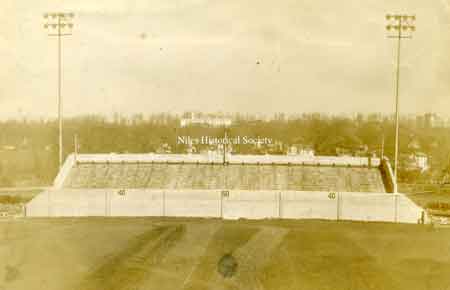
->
[[1, 0, 449, 119]]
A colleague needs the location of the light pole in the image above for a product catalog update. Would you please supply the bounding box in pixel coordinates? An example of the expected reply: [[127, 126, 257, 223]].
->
[[43, 12, 75, 169], [386, 14, 415, 193]]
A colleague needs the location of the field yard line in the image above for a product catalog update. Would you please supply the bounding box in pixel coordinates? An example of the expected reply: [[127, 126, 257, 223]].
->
[[159, 265, 221, 290], [181, 262, 196, 288], [180, 250, 210, 288], [180, 223, 219, 290], [230, 226, 289, 289], [234, 226, 288, 268]]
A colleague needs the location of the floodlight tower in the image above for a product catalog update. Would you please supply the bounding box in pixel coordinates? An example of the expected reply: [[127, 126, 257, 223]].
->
[[386, 14, 415, 193], [43, 12, 75, 169]]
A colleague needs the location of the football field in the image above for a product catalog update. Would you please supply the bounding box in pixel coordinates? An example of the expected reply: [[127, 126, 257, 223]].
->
[[1, 217, 450, 290]]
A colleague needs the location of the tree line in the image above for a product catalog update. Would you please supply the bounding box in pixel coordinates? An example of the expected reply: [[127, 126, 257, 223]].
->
[[0, 112, 449, 186]]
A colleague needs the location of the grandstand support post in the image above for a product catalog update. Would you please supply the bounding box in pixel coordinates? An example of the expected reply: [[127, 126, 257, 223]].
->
[[47, 191, 51, 217], [386, 14, 415, 193], [220, 191, 223, 218], [74, 134, 78, 163], [104, 191, 107, 216], [43, 12, 75, 169], [162, 191, 166, 217], [108, 191, 111, 216], [278, 192, 282, 218], [336, 192, 341, 221], [394, 193, 399, 223], [174, 127, 178, 154], [223, 128, 228, 164]]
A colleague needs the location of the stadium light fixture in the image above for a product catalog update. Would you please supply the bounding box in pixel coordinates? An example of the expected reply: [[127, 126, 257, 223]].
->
[[43, 12, 75, 169], [386, 14, 416, 193]]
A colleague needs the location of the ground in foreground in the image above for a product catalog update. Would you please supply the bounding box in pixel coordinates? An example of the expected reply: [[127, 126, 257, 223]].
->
[[0, 218, 450, 290]]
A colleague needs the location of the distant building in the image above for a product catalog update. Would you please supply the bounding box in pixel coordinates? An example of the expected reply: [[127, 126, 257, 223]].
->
[[408, 138, 421, 151], [335, 144, 369, 157], [287, 144, 315, 157], [354, 144, 369, 157], [414, 153, 429, 171], [417, 113, 450, 128], [156, 143, 171, 154], [1, 145, 16, 151], [266, 141, 284, 154], [180, 112, 232, 128], [186, 144, 197, 154], [400, 152, 429, 172]]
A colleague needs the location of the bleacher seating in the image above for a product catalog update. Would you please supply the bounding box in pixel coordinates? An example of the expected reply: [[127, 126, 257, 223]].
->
[[62, 162, 386, 192]]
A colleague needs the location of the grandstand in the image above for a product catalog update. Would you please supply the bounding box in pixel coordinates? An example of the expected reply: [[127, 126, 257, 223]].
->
[[56, 153, 385, 192], [63, 162, 385, 192], [26, 153, 425, 223]]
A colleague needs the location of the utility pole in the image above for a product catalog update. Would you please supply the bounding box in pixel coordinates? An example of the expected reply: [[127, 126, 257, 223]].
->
[[223, 127, 228, 165], [43, 12, 75, 169], [74, 134, 78, 162], [174, 127, 178, 153], [386, 14, 416, 193]]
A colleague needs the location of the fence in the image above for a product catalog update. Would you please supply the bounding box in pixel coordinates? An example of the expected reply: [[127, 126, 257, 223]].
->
[[26, 189, 424, 224], [69, 153, 379, 167]]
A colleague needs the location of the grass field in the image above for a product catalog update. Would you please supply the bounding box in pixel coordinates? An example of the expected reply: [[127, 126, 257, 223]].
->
[[0, 188, 45, 201], [406, 192, 450, 208], [0, 188, 45, 217], [1, 218, 450, 290]]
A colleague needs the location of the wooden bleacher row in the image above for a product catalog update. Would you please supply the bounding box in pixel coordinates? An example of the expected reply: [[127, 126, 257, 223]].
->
[[62, 163, 386, 192]]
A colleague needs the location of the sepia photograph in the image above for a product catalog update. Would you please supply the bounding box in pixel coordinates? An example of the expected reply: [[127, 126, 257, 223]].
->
[[1, 0, 450, 289]]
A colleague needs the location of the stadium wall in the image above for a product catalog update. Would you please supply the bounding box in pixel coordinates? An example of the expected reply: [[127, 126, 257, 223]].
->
[[26, 189, 424, 224], [53, 154, 76, 188], [281, 191, 339, 220]]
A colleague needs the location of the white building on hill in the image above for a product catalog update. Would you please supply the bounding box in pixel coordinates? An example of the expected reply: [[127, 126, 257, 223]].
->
[[180, 113, 232, 127]]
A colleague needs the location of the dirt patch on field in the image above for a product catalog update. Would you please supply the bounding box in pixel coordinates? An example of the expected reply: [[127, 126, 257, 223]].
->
[[184, 223, 259, 290]]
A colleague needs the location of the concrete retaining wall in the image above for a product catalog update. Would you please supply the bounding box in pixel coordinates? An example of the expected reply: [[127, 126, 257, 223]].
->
[[222, 191, 279, 219], [396, 194, 424, 223], [26, 189, 424, 224], [26, 192, 51, 217], [164, 190, 221, 218], [281, 191, 338, 220], [53, 154, 76, 188], [339, 193, 397, 222], [51, 190, 106, 217], [109, 190, 164, 217]]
